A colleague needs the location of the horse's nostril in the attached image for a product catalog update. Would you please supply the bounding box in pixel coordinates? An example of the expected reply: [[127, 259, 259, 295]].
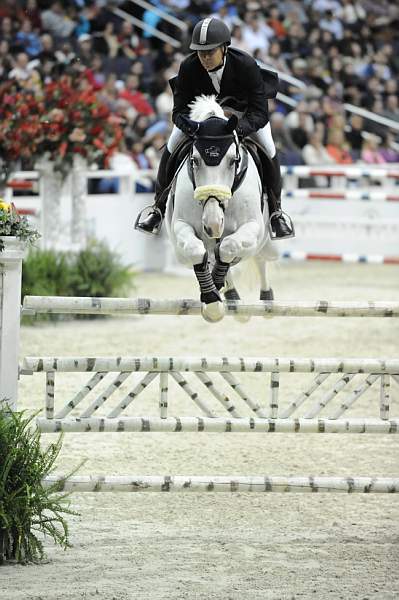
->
[[204, 225, 212, 237]]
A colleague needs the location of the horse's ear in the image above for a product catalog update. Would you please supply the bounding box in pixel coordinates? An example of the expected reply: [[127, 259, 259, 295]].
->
[[225, 114, 238, 133]]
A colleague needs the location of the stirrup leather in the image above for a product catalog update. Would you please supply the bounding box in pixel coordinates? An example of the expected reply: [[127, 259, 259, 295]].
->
[[268, 210, 295, 240], [134, 205, 163, 235]]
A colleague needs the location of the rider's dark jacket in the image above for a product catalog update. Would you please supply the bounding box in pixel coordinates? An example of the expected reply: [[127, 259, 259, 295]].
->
[[172, 47, 278, 139]]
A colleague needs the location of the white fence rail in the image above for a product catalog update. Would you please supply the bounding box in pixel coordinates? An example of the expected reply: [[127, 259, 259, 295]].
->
[[5, 164, 399, 268]]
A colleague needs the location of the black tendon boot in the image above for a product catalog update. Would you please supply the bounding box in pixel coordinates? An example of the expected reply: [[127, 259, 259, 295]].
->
[[265, 155, 295, 240], [212, 244, 230, 291], [135, 148, 171, 235], [194, 253, 222, 304]]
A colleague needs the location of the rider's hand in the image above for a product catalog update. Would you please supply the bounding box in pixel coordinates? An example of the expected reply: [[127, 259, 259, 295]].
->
[[178, 114, 200, 137], [235, 125, 245, 141]]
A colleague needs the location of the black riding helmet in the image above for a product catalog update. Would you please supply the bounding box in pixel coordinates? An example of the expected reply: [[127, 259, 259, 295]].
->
[[190, 17, 231, 51]]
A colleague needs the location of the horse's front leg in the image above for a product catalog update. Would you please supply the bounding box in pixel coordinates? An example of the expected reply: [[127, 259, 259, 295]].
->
[[214, 221, 262, 285], [174, 220, 225, 323]]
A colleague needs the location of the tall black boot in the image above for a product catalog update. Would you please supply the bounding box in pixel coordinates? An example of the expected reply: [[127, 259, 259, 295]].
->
[[135, 148, 171, 235], [263, 154, 295, 240]]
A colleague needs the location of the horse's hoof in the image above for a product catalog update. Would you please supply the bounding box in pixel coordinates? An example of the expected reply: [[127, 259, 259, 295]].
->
[[260, 288, 274, 301], [234, 313, 251, 324], [201, 301, 225, 323], [260, 288, 274, 319]]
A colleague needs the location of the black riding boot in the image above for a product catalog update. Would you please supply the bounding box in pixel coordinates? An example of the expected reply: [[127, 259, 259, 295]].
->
[[135, 148, 171, 235], [264, 155, 295, 240]]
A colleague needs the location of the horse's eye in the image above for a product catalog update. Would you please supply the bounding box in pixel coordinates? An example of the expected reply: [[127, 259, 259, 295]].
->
[[229, 157, 238, 167], [191, 156, 199, 167]]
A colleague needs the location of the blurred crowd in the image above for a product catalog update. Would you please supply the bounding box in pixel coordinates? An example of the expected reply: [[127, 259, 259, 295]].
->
[[1, 0, 399, 185]]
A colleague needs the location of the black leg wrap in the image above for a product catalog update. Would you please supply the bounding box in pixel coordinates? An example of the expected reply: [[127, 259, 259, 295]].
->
[[212, 261, 230, 291], [260, 288, 274, 301], [224, 288, 240, 301], [194, 253, 222, 304], [212, 243, 231, 290]]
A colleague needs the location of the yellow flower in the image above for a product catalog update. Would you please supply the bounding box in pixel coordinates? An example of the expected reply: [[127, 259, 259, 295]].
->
[[0, 200, 11, 212]]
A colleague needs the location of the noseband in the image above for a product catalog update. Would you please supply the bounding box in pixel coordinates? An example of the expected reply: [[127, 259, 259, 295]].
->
[[187, 134, 248, 206]]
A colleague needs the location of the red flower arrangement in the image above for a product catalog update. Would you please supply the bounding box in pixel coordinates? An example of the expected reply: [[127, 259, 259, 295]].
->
[[0, 74, 124, 177]]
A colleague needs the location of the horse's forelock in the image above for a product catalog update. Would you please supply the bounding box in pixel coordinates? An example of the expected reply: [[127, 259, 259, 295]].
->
[[189, 95, 226, 122]]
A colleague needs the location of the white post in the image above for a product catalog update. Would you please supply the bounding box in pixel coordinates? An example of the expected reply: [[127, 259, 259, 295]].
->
[[0, 237, 26, 410]]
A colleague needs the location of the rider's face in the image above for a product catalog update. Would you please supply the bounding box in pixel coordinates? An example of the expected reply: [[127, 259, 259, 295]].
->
[[197, 46, 224, 71]]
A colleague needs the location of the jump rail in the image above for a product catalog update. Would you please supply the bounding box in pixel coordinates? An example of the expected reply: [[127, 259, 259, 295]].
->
[[43, 475, 399, 493], [24, 355, 399, 431], [283, 189, 399, 202], [37, 416, 399, 434], [21, 356, 399, 373], [22, 296, 399, 317]]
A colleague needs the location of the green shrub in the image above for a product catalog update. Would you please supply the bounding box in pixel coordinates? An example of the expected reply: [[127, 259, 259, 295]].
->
[[22, 248, 73, 299], [22, 239, 135, 320], [68, 239, 133, 298], [0, 407, 77, 564]]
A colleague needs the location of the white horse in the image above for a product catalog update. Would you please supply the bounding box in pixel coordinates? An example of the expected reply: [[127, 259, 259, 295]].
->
[[165, 95, 278, 322]]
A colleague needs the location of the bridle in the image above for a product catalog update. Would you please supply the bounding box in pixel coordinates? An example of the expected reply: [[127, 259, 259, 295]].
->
[[187, 133, 249, 211]]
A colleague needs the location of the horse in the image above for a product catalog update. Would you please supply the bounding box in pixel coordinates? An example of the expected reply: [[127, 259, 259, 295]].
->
[[165, 95, 278, 322]]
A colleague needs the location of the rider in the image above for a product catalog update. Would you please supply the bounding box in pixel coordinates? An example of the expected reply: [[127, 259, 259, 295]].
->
[[136, 17, 294, 239]]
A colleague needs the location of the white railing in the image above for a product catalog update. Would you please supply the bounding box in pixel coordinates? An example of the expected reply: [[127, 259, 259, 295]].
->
[[5, 164, 399, 268]]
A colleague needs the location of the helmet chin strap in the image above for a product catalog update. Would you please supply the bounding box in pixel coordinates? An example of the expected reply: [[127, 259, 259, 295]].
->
[[207, 45, 227, 72]]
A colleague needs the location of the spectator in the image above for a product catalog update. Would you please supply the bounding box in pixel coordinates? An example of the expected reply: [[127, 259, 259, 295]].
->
[[340, 0, 366, 26], [84, 54, 106, 90], [76, 33, 95, 67], [383, 95, 399, 122], [270, 112, 303, 165], [8, 51, 34, 81], [119, 74, 154, 116], [265, 40, 290, 73], [361, 136, 386, 164], [95, 22, 119, 58], [303, 128, 336, 165], [290, 111, 312, 149], [41, 2, 76, 39], [230, 25, 249, 53], [15, 19, 42, 57], [117, 20, 139, 62], [378, 132, 399, 163], [267, 5, 287, 39], [38, 33, 57, 63], [0, 17, 14, 45], [320, 10, 344, 40], [17, 0, 42, 31], [326, 129, 353, 163], [345, 114, 364, 159], [285, 101, 314, 136], [241, 14, 274, 57], [155, 82, 174, 119]]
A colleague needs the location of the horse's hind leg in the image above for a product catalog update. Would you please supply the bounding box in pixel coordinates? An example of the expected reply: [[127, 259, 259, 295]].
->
[[255, 254, 274, 301], [223, 271, 240, 300]]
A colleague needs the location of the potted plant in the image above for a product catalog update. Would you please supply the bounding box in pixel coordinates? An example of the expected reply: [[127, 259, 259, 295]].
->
[[0, 200, 40, 253], [0, 407, 78, 564]]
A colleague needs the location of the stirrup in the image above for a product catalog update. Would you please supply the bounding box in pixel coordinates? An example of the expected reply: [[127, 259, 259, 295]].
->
[[268, 210, 295, 240], [134, 205, 163, 236]]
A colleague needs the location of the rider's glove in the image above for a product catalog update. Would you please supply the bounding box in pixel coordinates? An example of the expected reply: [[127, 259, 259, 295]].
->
[[235, 125, 246, 141], [177, 114, 200, 137]]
